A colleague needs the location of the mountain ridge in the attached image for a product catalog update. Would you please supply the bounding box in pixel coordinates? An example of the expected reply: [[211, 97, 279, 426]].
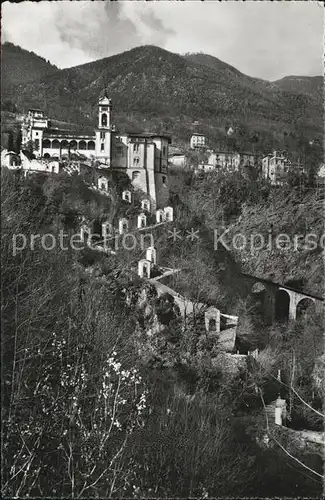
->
[[1, 42, 59, 94], [1, 43, 323, 153]]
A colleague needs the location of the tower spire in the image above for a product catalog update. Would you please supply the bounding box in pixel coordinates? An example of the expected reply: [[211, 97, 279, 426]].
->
[[95, 92, 112, 165]]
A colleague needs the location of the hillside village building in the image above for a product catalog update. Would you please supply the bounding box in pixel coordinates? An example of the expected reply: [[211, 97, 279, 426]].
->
[[1, 149, 20, 168], [20, 91, 171, 208], [190, 134, 207, 149], [262, 151, 304, 186], [168, 153, 186, 168], [197, 150, 259, 172]]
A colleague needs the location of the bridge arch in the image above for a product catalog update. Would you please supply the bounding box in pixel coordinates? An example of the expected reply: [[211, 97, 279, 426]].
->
[[251, 282, 266, 294], [296, 297, 316, 319], [275, 288, 290, 322]]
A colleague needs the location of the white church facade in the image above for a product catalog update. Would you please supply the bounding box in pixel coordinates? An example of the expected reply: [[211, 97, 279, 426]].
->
[[21, 91, 171, 208]]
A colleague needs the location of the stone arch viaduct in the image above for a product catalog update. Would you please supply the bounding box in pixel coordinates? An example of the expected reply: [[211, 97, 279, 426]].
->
[[241, 272, 324, 324]]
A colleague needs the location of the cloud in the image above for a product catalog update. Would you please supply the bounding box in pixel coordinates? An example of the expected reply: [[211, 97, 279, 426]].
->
[[54, 3, 140, 61], [2, 0, 323, 80], [53, 2, 174, 63]]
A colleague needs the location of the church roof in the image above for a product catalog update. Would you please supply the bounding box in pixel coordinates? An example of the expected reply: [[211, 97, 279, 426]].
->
[[98, 89, 111, 105]]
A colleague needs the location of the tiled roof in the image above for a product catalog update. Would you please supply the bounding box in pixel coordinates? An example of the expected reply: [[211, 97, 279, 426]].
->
[[44, 128, 95, 139]]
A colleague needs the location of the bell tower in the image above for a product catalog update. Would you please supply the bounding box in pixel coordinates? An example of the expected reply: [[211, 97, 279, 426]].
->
[[95, 90, 112, 165]]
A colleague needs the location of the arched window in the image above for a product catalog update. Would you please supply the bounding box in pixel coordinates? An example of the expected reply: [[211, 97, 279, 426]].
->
[[101, 113, 107, 127], [138, 260, 151, 279], [164, 207, 173, 222], [122, 190, 132, 203], [204, 307, 220, 334], [156, 210, 164, 223], [209, 318, 217, 332], [141, 199, 150, 211], [88, 141, 95, 150], [61, 140, 69, 149], [42, 139, 51, 149], [52, 139, 60, 149], [70, 140, 77, 150], [79, 140, 86, 150]]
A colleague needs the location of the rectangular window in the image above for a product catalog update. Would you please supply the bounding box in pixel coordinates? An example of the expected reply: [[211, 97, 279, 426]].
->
[[133, 143, 139, 153], [133, 157, 139, 165], [100, 132, 105, 140], [34, 139, 39, 150], [101, 144, 104, 151]]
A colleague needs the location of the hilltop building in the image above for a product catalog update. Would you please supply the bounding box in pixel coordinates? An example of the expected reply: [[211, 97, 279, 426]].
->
[[20, 91, 171, 209], [21, 109, 96, 160]]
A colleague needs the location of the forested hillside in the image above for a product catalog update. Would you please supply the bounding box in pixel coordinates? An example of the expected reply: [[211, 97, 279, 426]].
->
[[273, 75, 323, 100], [2, 44, 323, 154], [168, 166, 324, 297], [1, 42, 58, 110], [2, 166, 324, 497]]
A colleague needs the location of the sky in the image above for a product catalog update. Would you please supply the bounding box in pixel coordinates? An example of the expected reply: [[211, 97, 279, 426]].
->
[[2, 0, 324, 81]]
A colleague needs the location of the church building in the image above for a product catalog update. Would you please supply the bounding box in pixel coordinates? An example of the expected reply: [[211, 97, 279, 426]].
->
[[21, 91, 171, 208]]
